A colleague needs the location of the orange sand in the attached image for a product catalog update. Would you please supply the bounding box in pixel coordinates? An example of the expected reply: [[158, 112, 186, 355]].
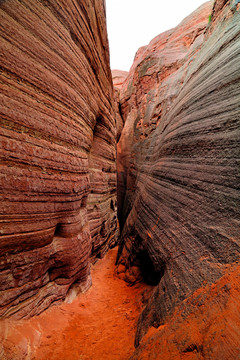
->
[[1, 250, 239, 360], [0, 248, 152, 360]]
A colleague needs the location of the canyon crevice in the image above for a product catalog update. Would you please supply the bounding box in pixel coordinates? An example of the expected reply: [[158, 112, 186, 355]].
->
[[0, 0, 240, 359]]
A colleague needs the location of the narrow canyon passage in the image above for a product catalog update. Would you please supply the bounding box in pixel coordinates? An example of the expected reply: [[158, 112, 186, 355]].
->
[[1, 248, 153, 360], [1, 0, 240, 359]]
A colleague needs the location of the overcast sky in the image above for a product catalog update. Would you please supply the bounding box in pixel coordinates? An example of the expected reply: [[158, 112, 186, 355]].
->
[[106, 0, 209, 71]]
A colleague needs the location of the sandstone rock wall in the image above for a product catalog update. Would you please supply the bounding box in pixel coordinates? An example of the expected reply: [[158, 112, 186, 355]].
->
[[0, 0, 117, 318], [116, 0, 240, 347], [117, 1, 213, 230], [112, 70, 128, 143], [112, 69, 128, 90]]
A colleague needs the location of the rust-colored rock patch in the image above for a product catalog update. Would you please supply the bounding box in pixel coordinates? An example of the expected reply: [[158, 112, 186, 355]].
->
[[131, 263, 240, 360]]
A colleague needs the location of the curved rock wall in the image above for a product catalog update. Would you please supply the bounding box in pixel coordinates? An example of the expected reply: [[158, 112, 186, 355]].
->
[[117, 1, 213, 230], [116, 0, 240, 346], [0, 0, 117, 318]]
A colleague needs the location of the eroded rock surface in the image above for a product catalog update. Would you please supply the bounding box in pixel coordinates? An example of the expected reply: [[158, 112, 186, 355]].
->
[[112, 70, 128, 142], [0, 0, 117, 318], [116, 0, 240, 349], [112, 69, 129, 89], [130, 263, 240, 359]]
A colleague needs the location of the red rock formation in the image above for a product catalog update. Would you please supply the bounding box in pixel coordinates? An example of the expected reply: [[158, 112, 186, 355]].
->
[[116, 0, 240, 351], [131, 263, 240, 359], [112, 69, 128, 89], [0, 0, 117, 318], [117, 1, 214, 230], [112, 70, 128, 142]]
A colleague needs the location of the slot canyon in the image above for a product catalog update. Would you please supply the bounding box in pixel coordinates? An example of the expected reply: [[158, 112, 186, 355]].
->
[[0, 0, 240, 359]]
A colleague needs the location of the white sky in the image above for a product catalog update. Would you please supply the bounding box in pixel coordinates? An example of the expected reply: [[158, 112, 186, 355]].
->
[[106, 0, 208, 71]]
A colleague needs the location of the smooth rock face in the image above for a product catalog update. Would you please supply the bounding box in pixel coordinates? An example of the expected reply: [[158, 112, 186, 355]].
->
[[117, 0, 240, 347], [0, 0, 117, 318]]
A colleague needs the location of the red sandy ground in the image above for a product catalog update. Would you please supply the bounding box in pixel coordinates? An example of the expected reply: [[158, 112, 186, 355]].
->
[[0, 248, 152, 360], [1, 249, 239, 360]]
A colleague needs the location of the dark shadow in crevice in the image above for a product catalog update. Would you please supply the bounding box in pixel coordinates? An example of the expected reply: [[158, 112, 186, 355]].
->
[[54, 223, 63, 237], [138, 248, 165, 286], [110, 199, 115, 211], [131, 234, 166, 286]]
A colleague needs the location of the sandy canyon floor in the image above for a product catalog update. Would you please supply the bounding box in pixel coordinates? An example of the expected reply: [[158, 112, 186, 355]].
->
[[0, 248, 153, 360]]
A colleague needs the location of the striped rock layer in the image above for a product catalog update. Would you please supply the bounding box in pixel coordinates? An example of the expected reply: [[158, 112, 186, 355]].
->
[[116, 0, 240, 348], [0, 0, 117, 318]]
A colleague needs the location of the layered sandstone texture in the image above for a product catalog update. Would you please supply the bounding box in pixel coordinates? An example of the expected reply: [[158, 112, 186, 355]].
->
[[112, 70, 128, 142], [116, 0, 240, 349], [0, 0, 117, 318], [112, 69, 128, 90]]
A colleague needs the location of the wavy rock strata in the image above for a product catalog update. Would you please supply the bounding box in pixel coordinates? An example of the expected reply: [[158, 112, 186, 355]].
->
[[116, 0, 240, 349], [0, 0, 117, 318]]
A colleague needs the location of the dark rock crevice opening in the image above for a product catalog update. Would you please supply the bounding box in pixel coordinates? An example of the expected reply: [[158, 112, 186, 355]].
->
[[137, 248, 165, 286]]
